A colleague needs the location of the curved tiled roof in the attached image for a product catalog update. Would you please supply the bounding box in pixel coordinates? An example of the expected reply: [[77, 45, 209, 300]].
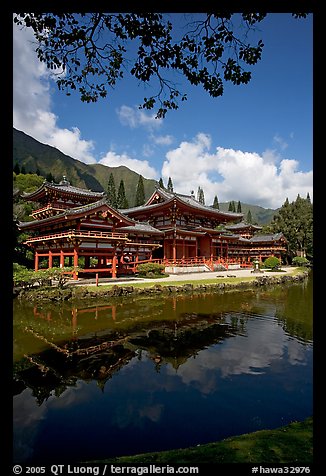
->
[[225, 222, 262, 231], [124, 187, 243, 220], [18, 198, 134, 229], [119, 222, 164, 234], [249, 233, 285, 243], [21, 178, 105, 199]]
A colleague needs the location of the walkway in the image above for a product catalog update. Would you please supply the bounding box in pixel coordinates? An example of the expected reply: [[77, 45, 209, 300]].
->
[[69, 267, 297, 287]]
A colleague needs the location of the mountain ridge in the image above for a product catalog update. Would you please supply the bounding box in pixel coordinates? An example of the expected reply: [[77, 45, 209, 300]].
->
[[13, 128, 278, 224]]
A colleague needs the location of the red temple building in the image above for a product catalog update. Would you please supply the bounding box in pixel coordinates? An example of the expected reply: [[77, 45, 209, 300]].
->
[[18, 177, 287, 278]]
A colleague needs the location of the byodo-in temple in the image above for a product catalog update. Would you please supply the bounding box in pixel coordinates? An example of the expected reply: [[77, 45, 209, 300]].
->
[[17, 177, 287, 279]]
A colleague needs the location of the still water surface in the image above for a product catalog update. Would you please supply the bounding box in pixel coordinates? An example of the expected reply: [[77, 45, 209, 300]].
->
[[13, 274, 313, 463]]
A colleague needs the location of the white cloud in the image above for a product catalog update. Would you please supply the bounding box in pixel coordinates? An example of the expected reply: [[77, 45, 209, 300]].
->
[[13, 23, 96, 164], [273, 133, 288, 151], [150, 134, 174, 146], [162, 133, 313, 209], [117, 105, 163, 129], [99, 151, 158, 179]]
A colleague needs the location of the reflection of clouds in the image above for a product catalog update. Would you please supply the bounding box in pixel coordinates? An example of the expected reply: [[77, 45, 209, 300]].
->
[[166, 317, 310, 394], [286, 337, 311, 365], [111, 401, 164, 429], [50, 380, 94, 408], [13, 388, 50, 462]]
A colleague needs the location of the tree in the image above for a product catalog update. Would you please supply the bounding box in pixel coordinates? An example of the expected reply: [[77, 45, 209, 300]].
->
[[135, 175, 145, 206], [197, 186, 205, 205], [246, 209, 253, 224], [167, 177, 174, 193], [13, 13, 308, 119], [237, 200, 242, 213], [228, 201, 236, 212], [212, 195, 219, 209], [13, 163, 20, 175], [21, 165, 27, 175], [158, 177, 164, 189], [116, 179, 129, 209], [107, 173, 117, 207], [270, 195, 313, 261], [46, 172, 55, 182]]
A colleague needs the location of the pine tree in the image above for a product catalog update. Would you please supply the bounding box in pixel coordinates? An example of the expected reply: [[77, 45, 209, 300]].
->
[[212, 195, 219, 209], [247, 209, 252, 224], [35, 168, 40, 176], [107, 173, 117, 208], [13, 163, 20, 175], [46, 172, 54, 182], [117, 179, 129, 209], [237, 200, 242, 213], [197, 186, 205, 204], [228, 201, 236, 212], [135, 175, 145, 206], [158, 177, 164, 189], [21, 165, 26, 175], [167, 177, 174, 193], [306, 192, 311, 203]]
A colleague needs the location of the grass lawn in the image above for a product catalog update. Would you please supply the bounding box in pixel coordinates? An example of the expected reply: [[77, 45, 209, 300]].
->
[[88, 417, 313, 464]]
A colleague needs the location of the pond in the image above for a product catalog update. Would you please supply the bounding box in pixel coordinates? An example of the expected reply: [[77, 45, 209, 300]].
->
[[13, 273, 313, 464]]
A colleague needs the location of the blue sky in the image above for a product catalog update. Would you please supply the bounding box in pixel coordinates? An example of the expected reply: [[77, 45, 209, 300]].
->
[[13, 13, 313, 209]]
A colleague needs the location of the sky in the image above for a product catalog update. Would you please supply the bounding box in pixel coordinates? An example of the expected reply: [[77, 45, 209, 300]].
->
[[13, 13, 313, 209]]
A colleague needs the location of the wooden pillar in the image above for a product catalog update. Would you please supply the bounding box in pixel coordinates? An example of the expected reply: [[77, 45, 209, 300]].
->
[[35, 251, 39, 271], [60, 250, 64, 268], [112, 252, 117, 278], [73, 247, 79, 280], [48, 250, 53, 268], [73, 248, 78, 267], [173, 238, 176, 261]]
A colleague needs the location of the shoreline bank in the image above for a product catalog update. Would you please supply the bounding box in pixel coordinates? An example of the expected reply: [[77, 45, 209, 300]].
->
[[15, 267, 310, 302]]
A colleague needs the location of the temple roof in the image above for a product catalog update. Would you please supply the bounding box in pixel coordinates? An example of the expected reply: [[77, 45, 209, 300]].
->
[[119, 222, 164, 234], [225, 222, 262, 231], [18, 198, 135, 229], [21, 177, 105, 201], [249, 232, 286, 243], [124, 186, 243, 221]]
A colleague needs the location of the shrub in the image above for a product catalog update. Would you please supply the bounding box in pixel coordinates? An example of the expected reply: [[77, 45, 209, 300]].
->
[[13, 266, 79, 289], [137, 262, 165, 277], [292, 256, 310, 267], [263, 256, 281, 270]]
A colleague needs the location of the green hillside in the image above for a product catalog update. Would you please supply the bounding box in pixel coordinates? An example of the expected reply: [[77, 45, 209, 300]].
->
[[219, 202, 279, 225], [13, 128, 157, 206]]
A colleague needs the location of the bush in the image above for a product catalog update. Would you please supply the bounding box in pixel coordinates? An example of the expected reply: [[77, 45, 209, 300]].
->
[[13, 266, 79, 289], [263, 256, 281, 270], [137, 262, 165, 277], [292, 256, 310, 267]]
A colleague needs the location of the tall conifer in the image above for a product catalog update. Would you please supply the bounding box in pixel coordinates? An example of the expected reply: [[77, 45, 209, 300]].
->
[[212, 195, 219, 209], [107, 173, 117, 208], [167, 177, 174, 193], [117, 179, 129, 209], [135, 175, 145, 206]]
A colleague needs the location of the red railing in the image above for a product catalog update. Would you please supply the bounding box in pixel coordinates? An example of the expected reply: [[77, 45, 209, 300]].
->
[[24, 229, 129, 243]]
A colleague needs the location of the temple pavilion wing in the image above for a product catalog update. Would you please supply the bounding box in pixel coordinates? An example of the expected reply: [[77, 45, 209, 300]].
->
[[21, 177, 105, 219]]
